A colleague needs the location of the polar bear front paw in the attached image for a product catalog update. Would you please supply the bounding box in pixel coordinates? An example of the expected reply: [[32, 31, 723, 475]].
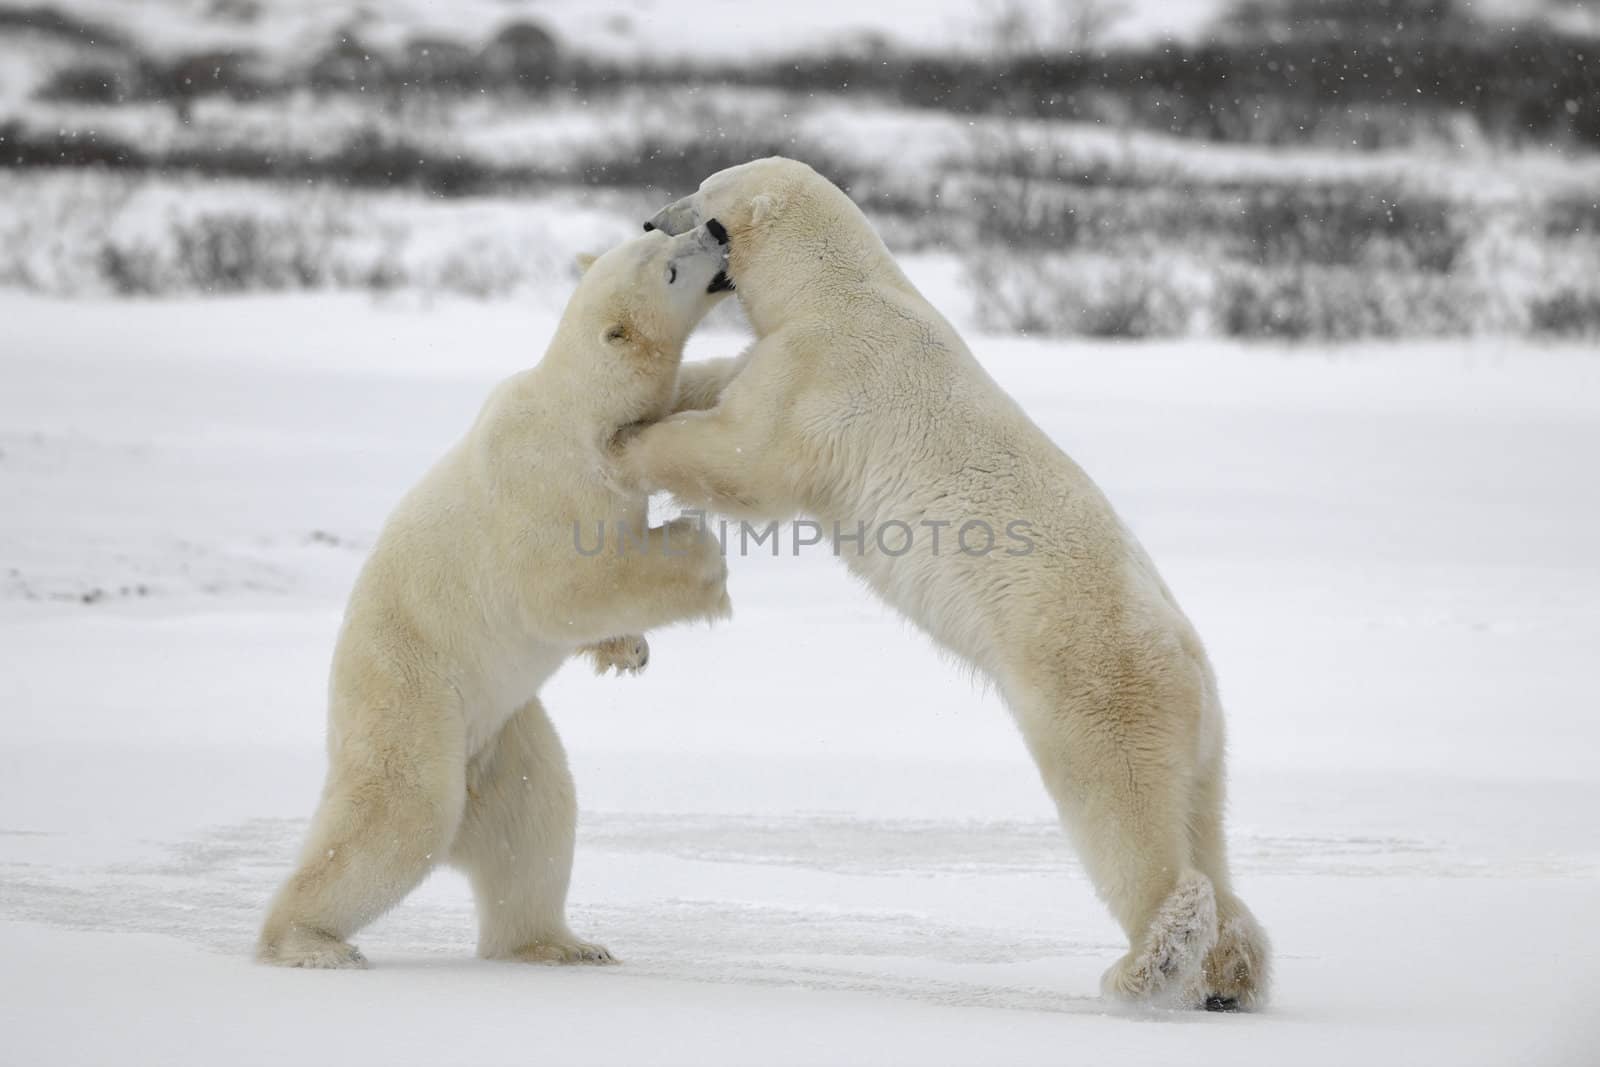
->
[[606, 424, 654, 493], [510, 938, 617, 965], [1201, 911, 1272, 1011], [651, 517, 731, 621], [1101, 947, 1205, 1009], [697, 570, 732, 621], [585, 635, 650, 674], [1100, 871, 1217, 1008], [259, 929, 370, 970]]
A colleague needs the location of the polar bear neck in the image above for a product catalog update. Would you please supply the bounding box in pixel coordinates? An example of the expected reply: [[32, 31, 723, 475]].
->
[[535, 324, 685, 441]]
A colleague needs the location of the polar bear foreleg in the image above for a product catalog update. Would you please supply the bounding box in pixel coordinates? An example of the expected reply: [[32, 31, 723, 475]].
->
[[670, 354, 749, 414], [621, 409, 794, 520], [1188, 752, 1272, 1010], [452, 696, 612, 963], [543, 518, 730, 645], [1011, 683, 1218, 1007]]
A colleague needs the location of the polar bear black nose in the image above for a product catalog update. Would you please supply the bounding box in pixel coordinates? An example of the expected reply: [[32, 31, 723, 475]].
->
[[642, 221, 656, 232], [705, 218, 729, 245]]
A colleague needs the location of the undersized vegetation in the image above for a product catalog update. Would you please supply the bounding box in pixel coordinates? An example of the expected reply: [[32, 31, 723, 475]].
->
[[6, 159, 1596, 339], [8, 0, 1598, 150], [953, 118, 1600, 339], [0, 172, 642, 300], [1, 0, 1597, 338], [963, 195, 1600, 340], [0, 115, 867, 200]]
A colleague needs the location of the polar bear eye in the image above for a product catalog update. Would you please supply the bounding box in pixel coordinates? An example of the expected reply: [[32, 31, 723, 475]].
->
[[666, 265, 678, 285]]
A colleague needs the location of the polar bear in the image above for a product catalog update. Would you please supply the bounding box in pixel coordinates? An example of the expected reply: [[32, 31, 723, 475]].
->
[[624, 158, 1271, 1010], [257, 226, 734, 969]]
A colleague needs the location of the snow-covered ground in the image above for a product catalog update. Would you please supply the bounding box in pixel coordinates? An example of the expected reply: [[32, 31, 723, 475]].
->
[[2, 284, 1598, 1064], [6, 0, 1228, 62], [22, 0, 1575, 63]]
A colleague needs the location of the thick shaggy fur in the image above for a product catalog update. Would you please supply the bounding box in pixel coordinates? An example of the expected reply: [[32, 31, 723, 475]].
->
[[625, 158, 1271, 1009], [257, 229, 732, 969]]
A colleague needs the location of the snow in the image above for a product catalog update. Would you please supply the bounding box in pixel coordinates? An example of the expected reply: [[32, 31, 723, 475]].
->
[[31, 0, 1571, 65], [2, 284, 1599, 1064], [33, 0, 1227, 62]]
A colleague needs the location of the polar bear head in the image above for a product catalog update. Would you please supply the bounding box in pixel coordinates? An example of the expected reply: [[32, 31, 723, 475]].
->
[[559, 225, 732, 429], [572, 224, 732, 356], [642, 157, 896, 333], [642, 156, 815, 244]]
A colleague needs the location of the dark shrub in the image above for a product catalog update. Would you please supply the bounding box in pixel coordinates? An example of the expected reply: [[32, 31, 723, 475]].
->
[[1218, 0, 1471, 44], [207, 0, 262, 23], [154, 50, 267, 101], [701, 23, 1599, 150], [0, 4, 130, 48], [967, 252, 1198, 338], [36, 61, 142, 103], [571, 135, 864, 196], [319, 128, 496, 196], [1545, 196, 1600, 238], [1530, 290, 1600, 337], [98, 243, 162, 296], [1235, 185, 1462, 272], [173, 214, 272, 291], [480, 20, 562, 92], [398, 36, 481, 93], [169, 213, 339, 291], [1215, 264, 1487, 340], [0, 121, 145, 168], [309, 30, 388, 93]]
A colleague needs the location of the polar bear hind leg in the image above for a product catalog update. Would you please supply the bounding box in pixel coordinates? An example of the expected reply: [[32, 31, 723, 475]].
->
[[1010, 679, 1218, 1008], [257, 692, 467, 968], [452, 696, 613, 964], [1189, 751, 1272, 1010]]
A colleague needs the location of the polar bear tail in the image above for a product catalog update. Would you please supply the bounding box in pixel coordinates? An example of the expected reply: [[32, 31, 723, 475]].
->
[[1102, 868, 1219, 1007]]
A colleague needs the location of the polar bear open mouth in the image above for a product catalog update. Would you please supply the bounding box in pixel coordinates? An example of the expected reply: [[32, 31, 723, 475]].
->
[[704, 218, 733, 293]]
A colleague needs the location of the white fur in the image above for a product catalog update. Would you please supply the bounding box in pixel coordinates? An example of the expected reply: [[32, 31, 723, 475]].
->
[[257, 228, 733, 969], [627, 158, 1272, 1009]]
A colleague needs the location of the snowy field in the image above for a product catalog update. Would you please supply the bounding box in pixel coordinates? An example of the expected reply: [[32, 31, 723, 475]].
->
[[2, 280, 1599, 1064], [0, 0, 1235, 62], [16, 0, 1576, 62]]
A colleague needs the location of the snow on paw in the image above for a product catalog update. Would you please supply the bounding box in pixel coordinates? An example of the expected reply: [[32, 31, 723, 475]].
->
[[1101, 871, 1217, 1008], [1101, 950, 1203, 1009], [511, 938, 616, 965], [260, 930, 370, 970], [1202, 911, 1272, 1011]]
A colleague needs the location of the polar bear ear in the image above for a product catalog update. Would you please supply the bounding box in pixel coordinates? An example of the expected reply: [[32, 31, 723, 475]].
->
[[749, 194, 777, 226], [574, 253, 598, 275]]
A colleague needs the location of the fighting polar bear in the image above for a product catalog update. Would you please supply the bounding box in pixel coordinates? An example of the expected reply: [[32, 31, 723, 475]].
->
[[624, 158, 1271, 1009], [258, 226, 734, 969]]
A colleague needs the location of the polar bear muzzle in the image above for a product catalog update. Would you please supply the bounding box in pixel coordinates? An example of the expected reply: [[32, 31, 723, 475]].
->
[[642, 196, 699, 237]]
